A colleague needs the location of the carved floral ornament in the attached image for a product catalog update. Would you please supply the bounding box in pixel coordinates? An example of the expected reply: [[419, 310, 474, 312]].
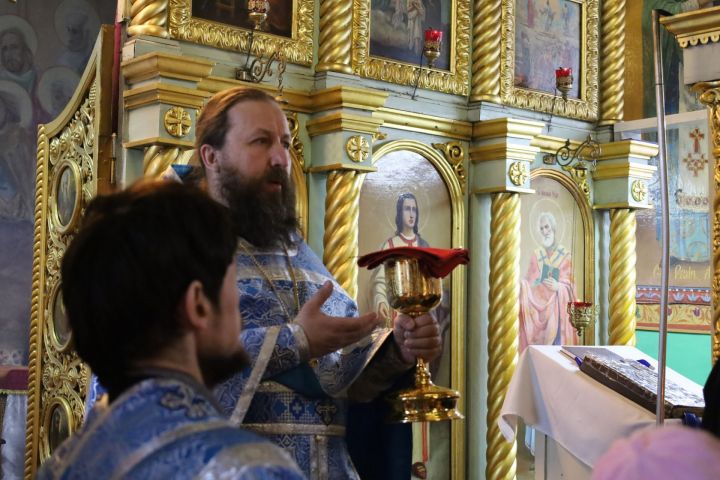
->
[[164, 106, 192, 138], [631, 180, 648, 202], [345, 135, 370, 163], [508, 161, 529, 186]]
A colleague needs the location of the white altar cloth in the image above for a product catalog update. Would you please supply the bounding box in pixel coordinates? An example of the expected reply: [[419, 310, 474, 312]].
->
[[499, 345, 703, 468]]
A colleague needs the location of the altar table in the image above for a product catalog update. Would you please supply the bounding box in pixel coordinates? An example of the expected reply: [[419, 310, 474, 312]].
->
[[499, 345, 704, 479]]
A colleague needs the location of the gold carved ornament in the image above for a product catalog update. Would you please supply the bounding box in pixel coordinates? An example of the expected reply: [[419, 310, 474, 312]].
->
[[432, 141, 466, 193], [167, 0, 314, 66], [345, 135, 370, 163], [286, 112, 305, 169], [507, 161, 529, 187], [631, 180, 648, 202], [163, 106, 192, 138], [486, 192, 519, 480], [37, 86, 98, 465], [695, 83, 720, 361]]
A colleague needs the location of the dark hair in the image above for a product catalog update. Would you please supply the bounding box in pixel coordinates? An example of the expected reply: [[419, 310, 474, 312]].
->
[[394, 192, 420, 236], [195, 87, 278, 167], [61, 181, 237, 392]]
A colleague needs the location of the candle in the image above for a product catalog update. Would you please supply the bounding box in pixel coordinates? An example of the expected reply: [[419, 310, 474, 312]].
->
[[424, 29, 443, 42], [555, 67, 572, 78]]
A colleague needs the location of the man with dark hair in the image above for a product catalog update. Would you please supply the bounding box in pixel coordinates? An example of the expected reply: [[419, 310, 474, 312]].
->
[[198, 87, 442, 479], [38, 182, 304, 479]]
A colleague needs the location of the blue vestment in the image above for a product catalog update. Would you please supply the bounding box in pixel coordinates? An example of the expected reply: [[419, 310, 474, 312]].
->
[[214, 239, 413, 480], [39, 374, 304, 479]]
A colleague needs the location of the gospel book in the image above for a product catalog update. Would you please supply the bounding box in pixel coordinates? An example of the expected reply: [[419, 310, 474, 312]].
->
[[579, 354, 704, 418]]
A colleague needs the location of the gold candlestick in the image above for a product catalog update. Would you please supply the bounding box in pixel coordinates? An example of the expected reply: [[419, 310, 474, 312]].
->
[[384, 257, 463, 423], [567, 301, 597, 342]]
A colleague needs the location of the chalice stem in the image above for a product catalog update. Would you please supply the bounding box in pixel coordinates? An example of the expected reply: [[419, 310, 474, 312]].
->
[[415, 358, 432, 388]]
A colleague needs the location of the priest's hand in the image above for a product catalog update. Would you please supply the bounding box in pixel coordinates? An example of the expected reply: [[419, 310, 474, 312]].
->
[[295, 281, 381, 358], [392, 312, 442, 364]]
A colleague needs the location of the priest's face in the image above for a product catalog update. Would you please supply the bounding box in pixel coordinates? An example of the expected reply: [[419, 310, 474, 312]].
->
[[208, 99, 298, 248], [211, 99, 292, 197]]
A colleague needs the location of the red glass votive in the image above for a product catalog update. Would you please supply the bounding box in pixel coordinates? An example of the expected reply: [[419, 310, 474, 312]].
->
[[424, 29, 443, 42], [556, 67, 572, 78]]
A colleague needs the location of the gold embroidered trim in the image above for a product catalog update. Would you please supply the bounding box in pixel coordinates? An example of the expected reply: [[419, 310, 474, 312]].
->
[[244, 423, 346, 436], [230, 326, 281, 426]]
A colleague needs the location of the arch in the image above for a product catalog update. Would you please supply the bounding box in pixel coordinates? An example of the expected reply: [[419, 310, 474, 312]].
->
[[528, 167, 595, 343], [364, 139, 466, 480]]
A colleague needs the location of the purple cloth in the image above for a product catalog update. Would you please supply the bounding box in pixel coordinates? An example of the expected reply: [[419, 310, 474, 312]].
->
[[592, 425, 720, 480]]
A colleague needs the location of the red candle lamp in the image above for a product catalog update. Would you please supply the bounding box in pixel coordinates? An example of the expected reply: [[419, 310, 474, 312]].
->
[[555, 67, 573, 101], [423, 28, 443, 68]]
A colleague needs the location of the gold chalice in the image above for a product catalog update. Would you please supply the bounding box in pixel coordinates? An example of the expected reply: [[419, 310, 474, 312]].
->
[[567, 301, 597, 343], [384, 257, 463, 423]]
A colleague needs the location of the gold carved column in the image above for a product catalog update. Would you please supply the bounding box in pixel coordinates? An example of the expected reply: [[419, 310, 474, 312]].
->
[[696, 83, 720, 360], [608, 209, 637, 345], [470, 0, 502, 103], [486, 192, 519, 480], [316, 0, 353, 73], [598, 0, 626, 125], [306, 87, 387, 296], [593, 140, 658, 345], [471, 118, 544, 480], [127, 0, 169, 38]]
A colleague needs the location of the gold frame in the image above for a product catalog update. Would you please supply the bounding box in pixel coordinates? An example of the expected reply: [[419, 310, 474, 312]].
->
[[25, 27, 114, 479], [351, 0, 471, 95], [47, 281, 72, 353], [501, 0, 599, 121], [529, 168, 595, 344], [39, 396, 75, 462], [167, 0, 314, 66], [368, 140, 466, 480], [50, 160, 82, 234]]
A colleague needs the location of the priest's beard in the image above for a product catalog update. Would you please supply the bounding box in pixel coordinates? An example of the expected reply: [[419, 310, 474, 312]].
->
[[199, 347, 251, 388], [220, 164, 299, 248]]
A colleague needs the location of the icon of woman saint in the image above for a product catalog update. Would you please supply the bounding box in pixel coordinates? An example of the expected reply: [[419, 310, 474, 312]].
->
[[370, 192, 429, 326]]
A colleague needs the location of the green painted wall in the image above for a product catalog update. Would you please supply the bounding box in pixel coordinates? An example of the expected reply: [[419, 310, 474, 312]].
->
[[636, 331, 712, 385]]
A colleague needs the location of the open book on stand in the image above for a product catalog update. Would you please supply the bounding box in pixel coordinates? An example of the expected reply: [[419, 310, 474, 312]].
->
[[561, 346, 705, 418]]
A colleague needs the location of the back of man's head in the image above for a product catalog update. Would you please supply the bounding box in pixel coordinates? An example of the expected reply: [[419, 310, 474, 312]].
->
[[61, 181, 236, 393]]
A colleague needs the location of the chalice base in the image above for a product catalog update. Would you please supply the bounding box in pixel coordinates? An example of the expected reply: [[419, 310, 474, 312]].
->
[[387, 382, 464, 423]]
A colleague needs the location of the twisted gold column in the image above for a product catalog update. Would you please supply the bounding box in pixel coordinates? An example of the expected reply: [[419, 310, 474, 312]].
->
[[316, 0, 353, 74], [609, 209, 637, 345], [143, 146, 194, 178], [470, 0, 502, 103], [486, 192, 519, 480], [128, 0, 169, 38], [697, 85, 720, 362], [599, 0, 626, 126], [24, 126, 49, 480], [323, 170, 365, 298]]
